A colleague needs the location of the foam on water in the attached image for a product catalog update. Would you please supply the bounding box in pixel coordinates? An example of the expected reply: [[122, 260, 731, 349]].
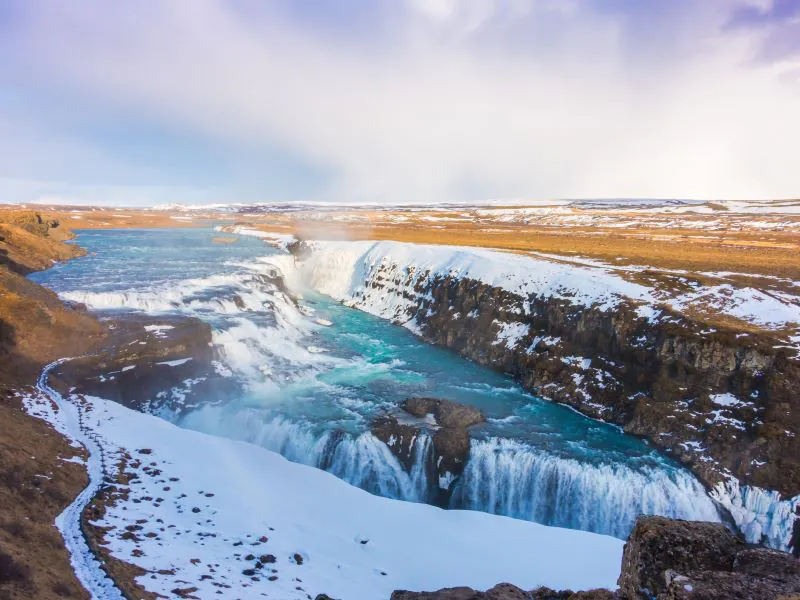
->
[[454, 438, 721, 539], [183, 408, 430, 502]]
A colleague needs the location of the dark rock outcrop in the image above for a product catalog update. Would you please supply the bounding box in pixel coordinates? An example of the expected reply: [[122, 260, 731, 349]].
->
[[288, 239, 312, 260], [617, 517, 744, 598], [49, 312, 240, 416], [403, 397, 484, 429], [392, 584, 616, 599], [392, 583, 531, 600], [618, 516, 800, 599], [372, 416, 422, 473], [371, 398, 485, 505], [531, 589, 616, 599]]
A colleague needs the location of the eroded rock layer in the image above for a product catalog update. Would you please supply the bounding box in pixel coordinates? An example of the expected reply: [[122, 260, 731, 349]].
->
[[299, 241, 800, 549]]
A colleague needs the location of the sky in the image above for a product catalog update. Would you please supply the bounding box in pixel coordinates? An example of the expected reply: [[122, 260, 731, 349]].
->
[[0, 0, 799, 206]]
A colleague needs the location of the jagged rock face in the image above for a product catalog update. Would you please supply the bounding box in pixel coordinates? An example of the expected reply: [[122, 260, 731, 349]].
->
[[393, 587, 617, 600], [661, 570, 800, 600], [49, 313, 239, 416], [399, 273, 799, 500], [404, 397, 484, 429], [618, 516, 800, 599], [531, 589, 616, 599], [733, 547, 800, 578], [371, 398, 485, 505], [617, 517, 744, 598], [372, 416, 422, 473], [288, 239, 313, 260]]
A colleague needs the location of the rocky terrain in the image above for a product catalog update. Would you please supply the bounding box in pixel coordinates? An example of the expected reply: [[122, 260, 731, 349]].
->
[[3, 207, 799, 598], [391, 516, 800, 599], [0, 212, 103, 383], [413, 276, 798, 496], [48, 312, 239, 418], [0, 387, 90, 600]]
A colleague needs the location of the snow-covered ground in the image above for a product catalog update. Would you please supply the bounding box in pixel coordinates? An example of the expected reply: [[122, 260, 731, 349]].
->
[[24, 391, 624, 599]]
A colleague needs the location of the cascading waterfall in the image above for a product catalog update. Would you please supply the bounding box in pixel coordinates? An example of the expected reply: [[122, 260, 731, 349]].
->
[[183, 406, 722, 540], [38, 229, 732, 544], [451, 438, 721, 539], [183, 408, 431, 503], [711, 479, 800, 551]]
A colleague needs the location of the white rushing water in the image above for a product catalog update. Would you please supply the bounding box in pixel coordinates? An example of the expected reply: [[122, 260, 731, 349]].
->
[[456, 438, 721, 539], [182, 406, 722, 539]]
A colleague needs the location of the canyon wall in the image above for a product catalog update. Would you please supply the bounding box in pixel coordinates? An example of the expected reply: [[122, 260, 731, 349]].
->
[[298, 240, 800, 551]]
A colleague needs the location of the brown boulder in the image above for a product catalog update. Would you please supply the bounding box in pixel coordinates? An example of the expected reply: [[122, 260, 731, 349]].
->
[[617, 517, 744, 599], [531, 589, 617, 599], [432, 427, 471, 479], [617, 516, 800, 599], [372, 398, 484, 504], [403, 397, 484, 429], [733, 547, 800, 578], [50, 312, 239, 415], [372, 416, 422, 472]]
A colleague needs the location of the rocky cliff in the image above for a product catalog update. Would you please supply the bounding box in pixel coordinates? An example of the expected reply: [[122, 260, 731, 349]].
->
[[297, 240, 800, 551]]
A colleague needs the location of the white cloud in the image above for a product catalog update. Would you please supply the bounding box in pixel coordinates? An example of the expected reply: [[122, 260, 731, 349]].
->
[[1, 0, 798, 204]]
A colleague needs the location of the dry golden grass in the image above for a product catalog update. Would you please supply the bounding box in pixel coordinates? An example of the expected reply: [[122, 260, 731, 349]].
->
[[0, 389, 90, 600], [241, 216, 800, 280], [4, 203, 799, 280]]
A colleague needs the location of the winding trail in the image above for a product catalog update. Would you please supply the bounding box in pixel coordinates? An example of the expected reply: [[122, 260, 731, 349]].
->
[[37, 360, 125, 600]]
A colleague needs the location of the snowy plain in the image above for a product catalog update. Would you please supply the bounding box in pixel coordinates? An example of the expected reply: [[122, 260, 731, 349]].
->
[[24, 391, 624, 599]]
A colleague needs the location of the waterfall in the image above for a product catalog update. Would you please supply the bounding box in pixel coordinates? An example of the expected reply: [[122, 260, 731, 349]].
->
[[183, 407, 722, 540], [183, 409, 432, 503], [711, 479, 799, 551], [450, 438, 722, 539]]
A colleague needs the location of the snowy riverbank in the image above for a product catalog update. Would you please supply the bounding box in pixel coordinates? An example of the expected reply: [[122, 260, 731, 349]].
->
[[23, 390, 624, 599]]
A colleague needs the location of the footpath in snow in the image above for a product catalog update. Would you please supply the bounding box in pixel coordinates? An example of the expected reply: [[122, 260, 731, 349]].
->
[[24, 390, 623, 599], [29, 361, 125, 600]]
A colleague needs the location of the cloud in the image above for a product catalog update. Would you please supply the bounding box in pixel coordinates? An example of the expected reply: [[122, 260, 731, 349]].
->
[[727, 0, 800, 63], [0, 0, 798, 205]]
